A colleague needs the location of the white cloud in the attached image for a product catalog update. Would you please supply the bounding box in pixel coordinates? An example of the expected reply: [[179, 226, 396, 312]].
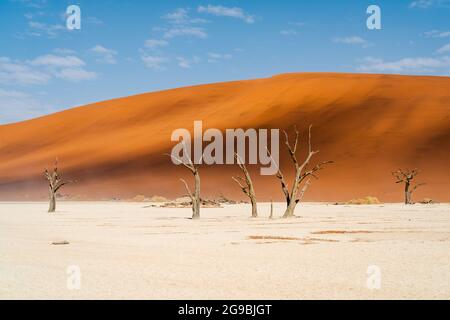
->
[[163, 8, 189, 24], [14, 1, 67, 39], [0, 54, 97, 85], [55, 68, 97, 81], [53, 48, 76, 55], [85, 16, 103, 25], [27, 20, 65, 37], [177, 56, 200, 69], [89, 45, 118, 64], [437, 44, 450, 54], [409, 0, 450, 8], [24, 10, 45, 20], [280, 29, 297, 36], [280, 21, 304, 37], [154, 8, 209, 41], [333, 36, 372, 48], [0, 88, 29, 99], [145, 39, 169, 49], [207, 52, 232, 63], [141, 55, 169, 70], [162, 8, 209, 25], [410, 0, 434, 7], [30, 54, 85, 67], [163, 27, 207, 39], [358, 56, 450, 74], [289, 22, 305, 27], [423, 30, 450, 38], [197, 5, 255, 23], [14, 0, 48, 9], [0, 57, 50, 85], [0, 87, 55, 124]]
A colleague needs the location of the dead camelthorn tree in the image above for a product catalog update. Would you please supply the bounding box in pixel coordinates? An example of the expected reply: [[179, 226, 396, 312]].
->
[[167, 142, 201, 219], [44, 159, 72, 213], [269, 200, 274, 219], [232, 153, 257, 218], [392, 169, 425, 205], [271, 125, 333, 218]]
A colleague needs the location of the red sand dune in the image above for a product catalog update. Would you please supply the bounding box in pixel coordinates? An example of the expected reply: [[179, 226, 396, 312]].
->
[[1, 73, 449, 202]]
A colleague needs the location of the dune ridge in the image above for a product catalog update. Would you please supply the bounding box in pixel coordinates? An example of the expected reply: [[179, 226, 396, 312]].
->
[[0, 72, 449, 202]]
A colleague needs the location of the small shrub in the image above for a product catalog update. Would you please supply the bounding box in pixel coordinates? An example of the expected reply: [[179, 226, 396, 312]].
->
[[347, 196, 381, 205], [149, 195, 168, 203], [420, 198, 436, 204], [131, 194, 147, 202]]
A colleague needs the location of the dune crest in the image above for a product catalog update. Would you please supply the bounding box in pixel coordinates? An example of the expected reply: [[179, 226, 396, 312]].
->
[[0, 72, 449, 202]]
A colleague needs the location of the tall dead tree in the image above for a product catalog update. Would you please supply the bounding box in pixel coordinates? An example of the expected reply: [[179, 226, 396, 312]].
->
[[44, 159, 72, 213], [272, 126, 333, 218], [232, 153, 257, 218], [392, 169, 425, 205], [168, 143, 201, 219]]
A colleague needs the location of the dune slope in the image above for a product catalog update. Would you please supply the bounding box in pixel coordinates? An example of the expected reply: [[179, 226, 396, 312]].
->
[[0, 73, 449, 202]]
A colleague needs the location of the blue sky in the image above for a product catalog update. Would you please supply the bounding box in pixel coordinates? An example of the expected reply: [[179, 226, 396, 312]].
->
[[0, 0, 449, 124]]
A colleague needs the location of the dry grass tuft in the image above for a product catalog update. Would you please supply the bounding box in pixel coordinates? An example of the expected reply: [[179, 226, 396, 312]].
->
[[149, 195, 169, 203], [347, 196, 381, 205]]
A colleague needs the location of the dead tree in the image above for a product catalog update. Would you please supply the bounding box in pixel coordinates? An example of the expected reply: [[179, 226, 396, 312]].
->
[[232, 153, 257, 218], [167, 143, 201, 219], [272, 126, 333, 218], [269, 200, 274, 219], [392, 169, 425, 205], [44, 159, 72, 213]]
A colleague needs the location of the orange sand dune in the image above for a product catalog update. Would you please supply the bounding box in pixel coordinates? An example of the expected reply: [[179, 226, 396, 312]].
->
[[0, 73, 449, 202]]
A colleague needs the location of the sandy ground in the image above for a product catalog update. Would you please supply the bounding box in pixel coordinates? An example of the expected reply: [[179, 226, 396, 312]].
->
[[0, 202, 449, 300]]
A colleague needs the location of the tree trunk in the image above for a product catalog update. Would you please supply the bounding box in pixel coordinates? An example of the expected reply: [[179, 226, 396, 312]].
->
[[192, 169, 201, 219], [283, 201, 297, 218], [392, 169, 423, 206], [246, 169, 257, 218], [405, 181, 411, 204], [405, 191, 412, 205], [250, 196, 257, 218], [48, 189, 56, 213], [282, 173, 301, 218], [269, 200, 274, 219]]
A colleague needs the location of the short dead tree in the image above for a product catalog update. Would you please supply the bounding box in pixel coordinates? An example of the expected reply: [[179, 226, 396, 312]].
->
[[392, 169, 425, 205], [271, 126, 333, 218], [167, 143, 201, 219], [44, 159, 72, 213], [232, 153, 257, 218], [269, 200, 274, 219]]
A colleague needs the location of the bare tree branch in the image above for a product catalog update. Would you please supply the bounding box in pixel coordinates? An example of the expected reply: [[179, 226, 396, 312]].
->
[[167, 140, 201, 219], [276, 125, 333, 218], [44, 159, 72, 213], [266, 147, 290, 206], [392, 168, 423, 204], [233, 152, 258, 217], [295, 179, 311, 203]]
